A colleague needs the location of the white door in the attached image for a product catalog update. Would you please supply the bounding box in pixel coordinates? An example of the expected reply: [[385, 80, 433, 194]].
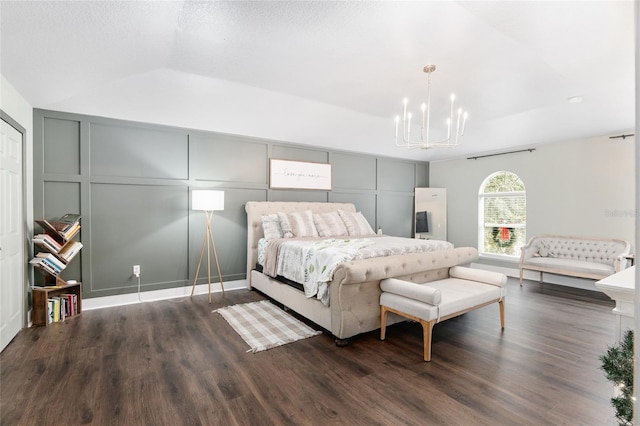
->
[[0, 117, 24, 351]]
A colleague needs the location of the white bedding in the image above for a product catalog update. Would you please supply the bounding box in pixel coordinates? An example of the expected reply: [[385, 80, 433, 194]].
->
[[258, 236, 454, 305]]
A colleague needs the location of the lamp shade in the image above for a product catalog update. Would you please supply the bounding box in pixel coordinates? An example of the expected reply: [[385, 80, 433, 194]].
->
[[192, 190, 224, 211]]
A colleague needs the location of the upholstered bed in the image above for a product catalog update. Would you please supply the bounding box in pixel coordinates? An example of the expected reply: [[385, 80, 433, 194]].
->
[[245, 201, 477, 343]]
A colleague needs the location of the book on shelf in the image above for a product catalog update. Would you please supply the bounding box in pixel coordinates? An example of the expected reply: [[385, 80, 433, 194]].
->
[[50, 298, 61, 322], [60, 222, 80, 240], [35, 252, 65, 271], [43, 260, 60, 274], [58, 241, 83, 262], [47, 300, 54, 323], [50, 214, 81, 233], [63, 297, 69, 319], [56, 297, 64, 321], [59, 297, 66, 321], [61, 293, 76, 316], [35, 219, 64, 241], [29, 257, 59, 275], [45, 295, 78, 323], [33, 233, 63, 252], [35, 214, 81, 241]]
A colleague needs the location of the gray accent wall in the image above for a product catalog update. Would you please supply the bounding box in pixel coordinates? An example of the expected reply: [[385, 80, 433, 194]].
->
[[33, 109, 429, 299]]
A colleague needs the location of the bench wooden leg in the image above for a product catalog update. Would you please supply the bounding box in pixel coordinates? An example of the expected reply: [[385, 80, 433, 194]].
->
[[519, 268, 524, 286], [381, 300, 504, 362], [380, 306, 389, 340], [420, 319, 436, 362], [539, 271, 543, 284]]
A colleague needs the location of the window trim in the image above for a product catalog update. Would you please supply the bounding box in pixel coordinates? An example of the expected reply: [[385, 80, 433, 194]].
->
[[478, 172, 526, 258]]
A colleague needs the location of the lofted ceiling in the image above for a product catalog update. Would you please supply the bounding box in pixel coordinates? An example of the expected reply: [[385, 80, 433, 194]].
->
[[0, 1, 635, 161]]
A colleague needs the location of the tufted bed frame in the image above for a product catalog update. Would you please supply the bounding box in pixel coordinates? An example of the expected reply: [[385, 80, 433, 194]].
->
[[245, 201, 478, 343]]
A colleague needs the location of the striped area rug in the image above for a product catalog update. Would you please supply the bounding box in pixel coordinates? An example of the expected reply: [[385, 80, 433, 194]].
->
[[214, 300, 322, 353]]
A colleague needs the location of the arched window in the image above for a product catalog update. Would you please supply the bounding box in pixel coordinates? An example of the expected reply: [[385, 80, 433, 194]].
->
[[478, 171, 526, 257]]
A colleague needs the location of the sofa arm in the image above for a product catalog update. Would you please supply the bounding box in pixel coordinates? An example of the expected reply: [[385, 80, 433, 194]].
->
[[449, 266, 507, 287], [614, 255, 631, 272], [380, 278, 441, 305], [520, 238, 541, 263]]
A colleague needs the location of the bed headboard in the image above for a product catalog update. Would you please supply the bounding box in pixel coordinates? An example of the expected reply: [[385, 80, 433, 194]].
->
[[244, 201, 357, 287]]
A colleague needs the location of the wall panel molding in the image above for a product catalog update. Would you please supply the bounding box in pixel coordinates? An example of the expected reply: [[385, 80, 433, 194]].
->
[[33, 108, 429, 299]]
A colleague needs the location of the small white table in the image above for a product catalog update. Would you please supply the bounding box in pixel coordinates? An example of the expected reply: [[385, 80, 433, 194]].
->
[[595, 266, 635, 341]]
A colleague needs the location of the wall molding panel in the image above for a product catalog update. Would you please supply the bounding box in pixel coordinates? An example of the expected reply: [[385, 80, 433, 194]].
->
[[33, 109, 429, 299]]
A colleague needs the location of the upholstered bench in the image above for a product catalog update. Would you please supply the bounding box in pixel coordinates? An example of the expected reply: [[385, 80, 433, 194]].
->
[[380, 267, 507, 361], [519, 235, 631, 286]]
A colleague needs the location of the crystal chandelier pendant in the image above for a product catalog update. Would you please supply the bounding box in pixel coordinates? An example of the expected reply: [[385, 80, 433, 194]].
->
[[395, 65, 468, 149]]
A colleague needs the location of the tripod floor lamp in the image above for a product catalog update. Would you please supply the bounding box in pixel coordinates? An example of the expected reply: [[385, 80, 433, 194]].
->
[[191, 190, 225, 303]]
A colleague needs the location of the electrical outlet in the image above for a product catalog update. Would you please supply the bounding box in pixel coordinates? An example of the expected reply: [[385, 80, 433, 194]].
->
[[133, 265, 141, 277]]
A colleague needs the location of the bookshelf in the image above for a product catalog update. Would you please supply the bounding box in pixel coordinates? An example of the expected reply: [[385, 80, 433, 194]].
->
[[31, 214, 83, 325], [32, 283, 82, 326], [31, 214, 82, 286]]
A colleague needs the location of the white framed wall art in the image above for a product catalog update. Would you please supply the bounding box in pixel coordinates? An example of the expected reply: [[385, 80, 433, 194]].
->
[[269, 159, 332, 190]]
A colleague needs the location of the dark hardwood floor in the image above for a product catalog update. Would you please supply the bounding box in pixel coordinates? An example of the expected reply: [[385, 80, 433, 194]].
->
[[1, 279, 618, 425]]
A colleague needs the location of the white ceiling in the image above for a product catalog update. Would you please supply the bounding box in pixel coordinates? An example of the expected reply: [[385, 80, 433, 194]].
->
[[0, 1, 635, 161]]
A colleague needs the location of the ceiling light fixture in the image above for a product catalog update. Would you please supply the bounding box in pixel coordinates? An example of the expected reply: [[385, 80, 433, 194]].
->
[[395, 65, 468, 149]]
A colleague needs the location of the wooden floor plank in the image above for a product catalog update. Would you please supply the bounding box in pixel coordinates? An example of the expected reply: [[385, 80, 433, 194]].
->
[[1, 279, 619, 425]]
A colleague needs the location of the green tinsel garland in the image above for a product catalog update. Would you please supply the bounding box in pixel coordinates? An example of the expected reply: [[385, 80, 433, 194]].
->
[[600, 329, 634, 425]]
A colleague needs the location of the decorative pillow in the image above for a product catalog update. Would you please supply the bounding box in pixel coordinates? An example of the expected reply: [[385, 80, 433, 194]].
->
[[536, 241, 552, 257], [276, 212, 294, 238], [261, 214, 284, 240], [337, 210, 376, 236], [257, 237, 269, 265], [285, 210, 318, 237], [313, 211, 348, 237]]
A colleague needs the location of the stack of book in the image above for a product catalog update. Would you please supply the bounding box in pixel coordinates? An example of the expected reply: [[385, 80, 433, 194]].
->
[[32, 213, 82, 283], [47, 293, 78, 323], [33, 233, 63, 253], [50, 214, 81, 240], [58, 240, 83, 262], [30, 253, 65, 275], [35, 214, 81, 242]]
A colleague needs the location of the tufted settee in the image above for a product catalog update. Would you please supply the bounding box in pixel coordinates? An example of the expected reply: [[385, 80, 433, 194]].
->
[[519, 235, 631, 285]]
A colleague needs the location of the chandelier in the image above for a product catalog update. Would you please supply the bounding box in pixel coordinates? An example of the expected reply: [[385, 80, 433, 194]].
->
[[395, 65, 468, 149]]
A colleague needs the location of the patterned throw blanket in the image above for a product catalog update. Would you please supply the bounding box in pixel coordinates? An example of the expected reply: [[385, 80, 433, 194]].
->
[[261, 236, 454, 306]]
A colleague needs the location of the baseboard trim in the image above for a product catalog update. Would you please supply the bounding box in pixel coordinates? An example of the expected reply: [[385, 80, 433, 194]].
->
[[82, 279, 247, 311], [76, 265, 605, 311]]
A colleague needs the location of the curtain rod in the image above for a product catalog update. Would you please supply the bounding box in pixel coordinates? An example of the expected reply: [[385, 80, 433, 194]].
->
[[609, 134, 634, 140], [467, 148, 535, 160]]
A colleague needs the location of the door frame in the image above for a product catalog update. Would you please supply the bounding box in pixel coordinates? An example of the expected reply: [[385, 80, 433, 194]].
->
[[1, 109, 29, 334]]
